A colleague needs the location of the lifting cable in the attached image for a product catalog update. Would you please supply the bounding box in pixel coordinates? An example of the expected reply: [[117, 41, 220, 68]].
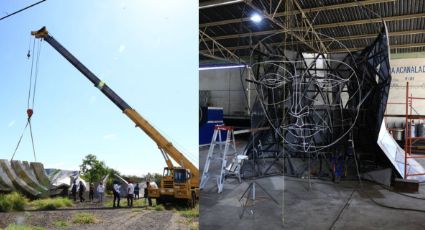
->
[[11, 37, 42, 162]]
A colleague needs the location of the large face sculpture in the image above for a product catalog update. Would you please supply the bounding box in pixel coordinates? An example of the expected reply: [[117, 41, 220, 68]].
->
[[250, 31, 361, 153]]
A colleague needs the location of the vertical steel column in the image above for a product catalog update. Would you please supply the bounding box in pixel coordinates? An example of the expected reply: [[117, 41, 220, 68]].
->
[[405, 81, 409, 178]]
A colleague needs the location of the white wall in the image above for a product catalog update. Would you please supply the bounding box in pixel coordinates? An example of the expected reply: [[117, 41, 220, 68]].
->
[[199, 67, 256, 117], [386, 58, 425, 127]]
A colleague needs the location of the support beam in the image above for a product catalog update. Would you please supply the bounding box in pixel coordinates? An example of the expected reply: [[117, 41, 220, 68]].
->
[[200, 42, 425, 62], [244, 1, 321, 53], [199, 51, 237, 63], [330, 42, 425, 53], [292, 0, 328, 53], [200, 0, 395, 28], [210, 29, 425, 43], [200, 42, 425, 61], [199, 30, 244, 64], [204, 13, 425, 42], [200, 29, 425, 53], [199, 0, 244, 9], [201, 41, 425, 55]]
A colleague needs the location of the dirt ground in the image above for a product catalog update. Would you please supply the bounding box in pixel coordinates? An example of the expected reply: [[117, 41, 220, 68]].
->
[[0, 197, 198, 230], [0, 209, 194, 230]]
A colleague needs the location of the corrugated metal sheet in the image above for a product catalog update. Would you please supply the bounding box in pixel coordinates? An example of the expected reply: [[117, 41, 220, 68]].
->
[[200, 0, 425, 60]]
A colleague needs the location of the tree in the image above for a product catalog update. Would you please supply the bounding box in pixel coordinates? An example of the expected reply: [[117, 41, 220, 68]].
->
[[147, 173, 163, 185], [80, 154, 109, 184]]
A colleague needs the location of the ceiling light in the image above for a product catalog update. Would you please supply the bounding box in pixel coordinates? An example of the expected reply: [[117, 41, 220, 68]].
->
[[250, 13, 262, 23]]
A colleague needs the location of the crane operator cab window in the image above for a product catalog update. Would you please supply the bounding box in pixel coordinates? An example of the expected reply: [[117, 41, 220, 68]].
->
[[163, 168, 172, 177], [174, 169, 190, 183]]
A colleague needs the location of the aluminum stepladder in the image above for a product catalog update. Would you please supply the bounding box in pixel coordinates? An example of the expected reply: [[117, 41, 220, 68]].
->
[[200, 125, 237, 193]]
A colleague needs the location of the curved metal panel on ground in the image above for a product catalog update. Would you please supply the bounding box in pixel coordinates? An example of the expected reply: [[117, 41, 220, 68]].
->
[[0, 162, 15, 192], [0, 160, 42, 197], [0, 160, 109, 198], [31, 162, 50, 188], [11, 161, 48, 196]]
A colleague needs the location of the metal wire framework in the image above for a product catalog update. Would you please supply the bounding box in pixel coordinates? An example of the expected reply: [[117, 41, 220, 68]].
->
[[242, 25, 392, 178]]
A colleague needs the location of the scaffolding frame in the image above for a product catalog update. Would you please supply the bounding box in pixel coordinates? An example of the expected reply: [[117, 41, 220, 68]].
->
[[404, 81, 425, 178]]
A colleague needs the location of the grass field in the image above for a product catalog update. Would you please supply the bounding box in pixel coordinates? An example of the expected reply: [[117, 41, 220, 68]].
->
[[4, 224, 45, 230], [0, 194, 199, 230], [30, 197, 73, 210], [72, 212, 98, 224], [0, 192, 28, 212]]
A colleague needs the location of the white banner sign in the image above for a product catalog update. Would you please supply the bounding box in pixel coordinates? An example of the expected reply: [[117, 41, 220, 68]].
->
[[387, 58, 425, 115]]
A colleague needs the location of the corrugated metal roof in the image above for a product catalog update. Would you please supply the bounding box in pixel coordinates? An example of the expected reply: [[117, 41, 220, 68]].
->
[[200, 0, 425, 62]]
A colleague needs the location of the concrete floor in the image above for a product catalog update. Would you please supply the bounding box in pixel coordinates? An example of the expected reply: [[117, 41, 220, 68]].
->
[[199, 142, 284, 230], [199, 145, 425, 230]]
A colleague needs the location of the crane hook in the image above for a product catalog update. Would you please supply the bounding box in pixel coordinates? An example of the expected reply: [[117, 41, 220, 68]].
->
[[27, 108, 33, 119]]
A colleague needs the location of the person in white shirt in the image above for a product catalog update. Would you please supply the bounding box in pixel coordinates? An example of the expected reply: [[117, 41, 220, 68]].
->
[[97, 182, 105, 203], [127, 181, 135, 207], [113, 181, 121, 208]]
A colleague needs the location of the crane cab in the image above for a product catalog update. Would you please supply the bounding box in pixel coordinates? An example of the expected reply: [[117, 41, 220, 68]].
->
[[173, 168, 190, 184], [148, 166, 196, 206]]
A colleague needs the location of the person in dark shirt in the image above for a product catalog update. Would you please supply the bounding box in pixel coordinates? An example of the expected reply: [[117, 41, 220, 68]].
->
[[78, 181, 85, 202], [71, 181, 77, 202], [89, 183, 94, 201], [134, 183, 140, 200], [145, 181, 152, 206]]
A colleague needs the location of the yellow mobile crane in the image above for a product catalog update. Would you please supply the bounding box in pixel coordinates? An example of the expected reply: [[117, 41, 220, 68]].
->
[[31, 27, 199, 207]]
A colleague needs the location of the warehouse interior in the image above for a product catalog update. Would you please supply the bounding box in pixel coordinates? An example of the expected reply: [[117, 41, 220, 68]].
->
[[199, 0, 425, 229]]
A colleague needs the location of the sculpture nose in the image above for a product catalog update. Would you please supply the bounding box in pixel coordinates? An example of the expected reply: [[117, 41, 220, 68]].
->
[[296, 117, 304, 127]]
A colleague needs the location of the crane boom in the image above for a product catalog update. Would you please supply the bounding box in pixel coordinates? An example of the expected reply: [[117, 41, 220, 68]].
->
[[31, 27, 199, 188]]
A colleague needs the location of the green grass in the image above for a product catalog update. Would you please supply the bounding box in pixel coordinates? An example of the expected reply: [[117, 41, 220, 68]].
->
[[176, 204, 199, 221], [176, 204, 199, 230], [154, 204, 165, 211], [104, 198, 146, 207], [0, 192, 28, 212], [133, 199, 147, 206], [5, 224, 45, 230], [179, 208, 199, 218], [103, 200, 113, 207], [51, 220, 69, 228], [72, 212, 97, 224], [30, 197, 73, 211], [131, 209, 144, 213]]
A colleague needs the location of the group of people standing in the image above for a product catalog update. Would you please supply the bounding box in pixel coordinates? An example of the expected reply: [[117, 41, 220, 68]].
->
[[71, 180, 106, 203], [112, 180, 152, 208], [70, 179, 152, 208]]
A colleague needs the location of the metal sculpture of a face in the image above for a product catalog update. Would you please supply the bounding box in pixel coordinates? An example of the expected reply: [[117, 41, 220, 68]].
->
[[250, 31, 361, 153]]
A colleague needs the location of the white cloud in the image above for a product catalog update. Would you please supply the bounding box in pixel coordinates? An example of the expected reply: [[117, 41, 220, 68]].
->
[[8, 120, 15, 127], [118, 45, 126, 53], [103, 133, 117, 140]]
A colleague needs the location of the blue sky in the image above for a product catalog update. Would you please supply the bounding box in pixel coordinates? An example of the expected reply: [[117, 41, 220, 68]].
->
[[0, 1, 199, 176]]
